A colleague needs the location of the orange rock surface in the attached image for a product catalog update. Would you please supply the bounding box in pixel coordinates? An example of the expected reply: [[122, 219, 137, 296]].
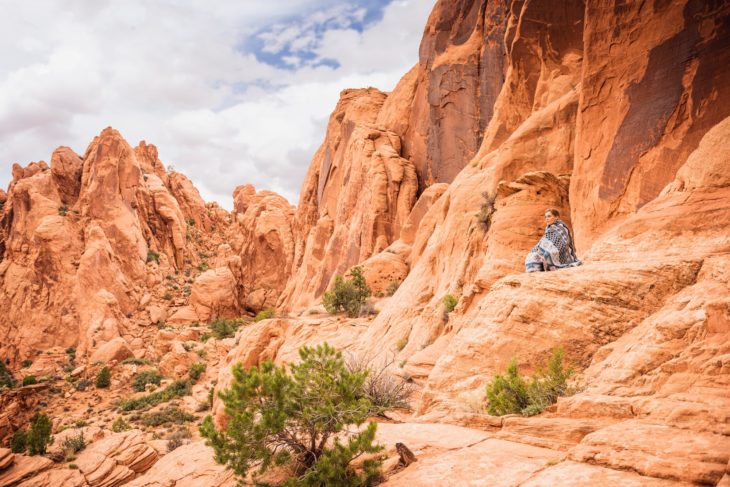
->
[[0, 0, 729, 485]]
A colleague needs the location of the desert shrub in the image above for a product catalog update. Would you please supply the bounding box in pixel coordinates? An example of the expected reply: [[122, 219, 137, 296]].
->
[[61, 431, 86, 460], [22, 375, 38, 386], [147, 250, 160, 263], [122, 357, 150, 366], [0, 361, 15, 388], [209, 318, 244, 340], [21, 359, 33, 368], [58, 205, 69, 216], [186, 218, 196, 226], [485, 348, 573, 416], [386, 280, 401, 296], [200, 343, 383, 485], [69, 463, 78, 469], [140, 406, 195, 427], [197, 262, 209, 272], [95, 367, 111, 388], [395, 338, 408, 352], [322, 267, 371, 318], [111, 417, 131, 432], [10, 430, 27, 453], [442, 294, 458, 314], [346, 354, 413, 415], [167, 427, 191, 452], [73, 379, 92, 391], [27, 413, 53, 455], [188, 362, 206, 382], [524, 348, 574, 415], [162, 292, 173, 300], [476, 191, 496, 231], [133, 369, 163, 392], [199, 332, 211, 342], [118, 379, 192, 411], [254, 308, 275, 322]]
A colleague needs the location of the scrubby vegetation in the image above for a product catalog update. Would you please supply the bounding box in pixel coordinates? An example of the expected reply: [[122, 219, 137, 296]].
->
[[111, 417, 131, 432], [0, 361, 16, 389], [346, 354, 413, 415], [386, 280, 401, 296], [61, 431, 86, 461], [200, 343, 384, 485], [485, 348, 574, 416], [476, 191, 496, 231], [21, 359, 32, 368], [443, 294, 458, 313], [209, 317, 244, 339], [22, 375, 38, 386], [147, 250, 160, 263], [167, 427, 191, 452], [188, 362, 206, 382], [10, 430, 27, 453], [95, 366, 111, 388], [254, 308, 275, 322], [140, 406, 195, 427], [133, 369, 163, 392], [322, 266, 371, 318], [27, 413, 53, 455], [118, 379, 192, 411]]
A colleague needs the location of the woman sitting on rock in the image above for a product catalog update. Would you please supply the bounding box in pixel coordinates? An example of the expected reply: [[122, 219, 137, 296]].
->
[[525, 208, 582, 272]]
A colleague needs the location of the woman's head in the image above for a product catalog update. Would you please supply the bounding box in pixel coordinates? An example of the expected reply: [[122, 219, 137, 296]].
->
[[544, 208, 559, 225]]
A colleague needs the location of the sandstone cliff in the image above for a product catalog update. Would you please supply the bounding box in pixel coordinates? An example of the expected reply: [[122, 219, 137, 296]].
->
[[1, 0, 729, 485]]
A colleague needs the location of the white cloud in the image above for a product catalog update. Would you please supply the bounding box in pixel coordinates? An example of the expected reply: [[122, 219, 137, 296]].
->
[[0, 0, 434, 208]]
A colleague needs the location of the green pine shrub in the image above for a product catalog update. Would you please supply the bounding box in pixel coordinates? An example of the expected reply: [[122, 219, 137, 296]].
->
[[10, 430, 27, 453], [200, 343, 384, 485], [209, 318, 244, 339], [21, 359, 33, 368], [133, 369, 163, 392], [22, 375, 38, 386], [485, 348, 574, 417], [442, 294, 458, 313], [322, 267, 371, 317], [188, 362, 206, 382], [27, 413, 53, 455], [95, 367, 111, 388], [254, 308, 275, 322]]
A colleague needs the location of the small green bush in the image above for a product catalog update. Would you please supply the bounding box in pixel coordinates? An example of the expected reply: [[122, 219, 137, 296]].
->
[[395, 338, 408, 352], [111, 417, 131, 432], [0, 361, 15, 388], [386, 280, 401, 296], [133, 369, 163, 392], [21, 359, 33, 368], [95, 367, 111, 388], [197, 262, 209, 272], [162, 292, 173, 300], [61, 431, 86, 459], [189, 362, 206, 382], [147, 250, 160, 263], [118, 379, 192, 411], [167, 427, 191, 452], [254, 308, 275, 322], [69, 463, 78, 469], [322, 267, 371, 318], [58, 205, 69, 216], [10, 430, 27, 453], [27, 413, 53, 455], [140, 406, 195, 427], [209, 318, 244, 340], [200, 343, 383, 484], [485, 348, 573, 417], [22, 375, 38, 386], [443, 294, 458, 313]]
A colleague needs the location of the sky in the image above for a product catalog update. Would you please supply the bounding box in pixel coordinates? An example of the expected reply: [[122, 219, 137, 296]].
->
[[0, 0, 434, 208]]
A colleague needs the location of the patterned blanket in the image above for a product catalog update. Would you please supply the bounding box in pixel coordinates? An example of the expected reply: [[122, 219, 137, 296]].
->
[[525, 220, 582, 272]]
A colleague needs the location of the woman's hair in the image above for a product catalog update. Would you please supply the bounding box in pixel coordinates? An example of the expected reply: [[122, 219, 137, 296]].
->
[[545, 208, 560, 217]]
